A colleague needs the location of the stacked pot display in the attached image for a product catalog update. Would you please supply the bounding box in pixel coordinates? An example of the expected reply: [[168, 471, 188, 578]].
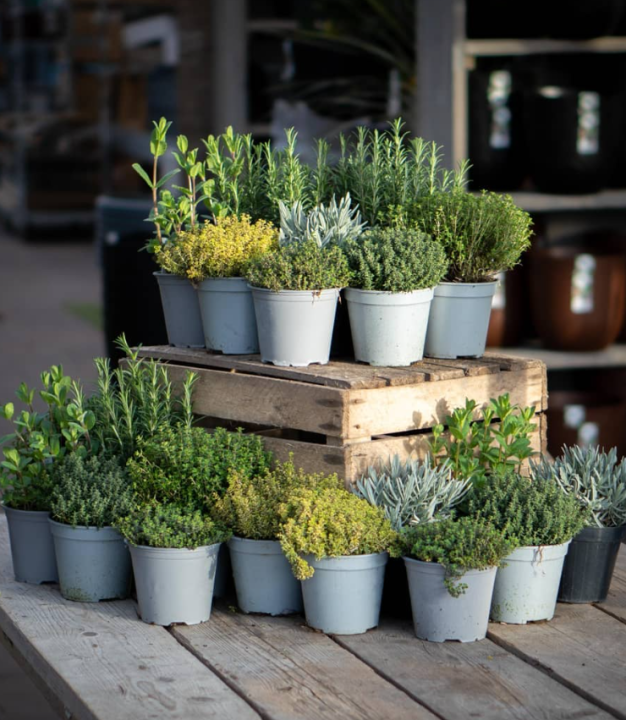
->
[[532, 445, 626, 604]]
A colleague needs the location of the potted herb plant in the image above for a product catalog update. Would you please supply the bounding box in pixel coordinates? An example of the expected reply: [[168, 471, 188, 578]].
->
[[126, 423, 272, 598], [133, 119, 206, 348], [400, 517, 512, 642], [531, 445, 626, 603], [0, 368, 94, 584], [117, 503, 230, 626], [213, 460, 342, 615], [278, 486, 396, 634], [245, 197, 354, 366], [343, 228, 448, 366], [48, 453, 134, 602], [468, 472, 589, 624], [411, 190, 533, 359], [176, 215, 278, 354]]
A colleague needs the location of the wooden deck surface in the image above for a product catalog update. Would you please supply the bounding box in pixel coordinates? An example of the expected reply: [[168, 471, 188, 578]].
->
[[0, 516, 624, 720]]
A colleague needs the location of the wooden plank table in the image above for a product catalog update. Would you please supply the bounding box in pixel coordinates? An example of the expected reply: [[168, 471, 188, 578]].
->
[[1, 515, 625, 720]]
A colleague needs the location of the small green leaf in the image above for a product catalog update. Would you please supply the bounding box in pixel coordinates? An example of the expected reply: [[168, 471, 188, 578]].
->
[[132, 163, 153, 188]]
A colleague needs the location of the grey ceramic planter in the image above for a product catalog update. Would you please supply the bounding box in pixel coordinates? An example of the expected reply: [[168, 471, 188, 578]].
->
[[425, 281, 497, 359], [559, 525, 625, 604], [229, 536, 303, 615], [129, 542, 220, 626], [344, 287, 434, 366], [49, 520, 131, 602], [491, 542, 570, 624], [250, 286, 340, 367], [3, 506, 58, 584], [300, 552, 388, 634], [404, 557, 497, 642], [197, 277, 259, 354], [154, 271, 204, 348]]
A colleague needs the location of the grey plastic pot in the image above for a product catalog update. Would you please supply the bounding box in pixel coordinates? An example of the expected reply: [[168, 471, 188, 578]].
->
[[491, 542, 570, 624], [425, 281, 497, 359], [250, 286, 340, 367], [129, 542, 220, 626], [153, 271, 204, 348], [300, 552, 388, 634], [404, 557, 497, 642], [49, 520, 131, 602], [229, 536, 303, 615], [344, 287, 434, 366], [197, 277, 259, 354], [558, 525, 625, 604], [3, 506, 58, 584]]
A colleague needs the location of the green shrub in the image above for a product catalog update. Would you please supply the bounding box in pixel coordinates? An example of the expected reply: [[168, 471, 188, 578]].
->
[[127, 425, 272, 510], [344, 227, 448, 292], [410, 190, 533, 283], [0, 366, 96, 511], [213, 459, 343, 540], [467, 472, 590, 548], [429, 394, 537, 486], [531, 446, 626, 528], [90, 335, 197, 461], [400, 517, 513, 597], [117, 503, 230, 549], [50, 453, 134, 528], [246, 238, 351, 292], [278, 487, 397, 580], [354, 456, 470, 531]]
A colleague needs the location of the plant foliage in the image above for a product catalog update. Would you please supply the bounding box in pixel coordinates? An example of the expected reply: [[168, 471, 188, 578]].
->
[[127, 425, 272, 510], [212, 459, 343, 540], [410, 190, 533, 283], [344, 227, 448, 292], [246, 238, 351, 292], [117, 503, 230, 549], [354, 456, 470, 531], [429, 394, 537, 485], [278, 487, 397, 580], [89, 336, 196, 461], [0, 367, 96, 511], [279, 193, 365, 248], [154, 215, 278, 281], [531, 445, 626, 528], [467, 472, 590, 548], [50, 453, 134, 528], [400, 517, 513, 597]]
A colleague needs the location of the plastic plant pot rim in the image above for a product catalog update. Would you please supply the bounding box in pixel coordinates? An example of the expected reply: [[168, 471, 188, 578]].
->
[[2, 505, 51, 521], [573, 525, 626, 543], [48, 519, 124, 542], [344, 287, 435, 305], [302, 551, 389, 572], [403, 556, 498, 578], [228, 536, 284, 555], [127, 542, 222, 558], [504, 541, 571, 562], [197, 277, 250, 292], [249, 285, 342, 300], [433, 281, 498, 299], [153, 271, 190, 285]]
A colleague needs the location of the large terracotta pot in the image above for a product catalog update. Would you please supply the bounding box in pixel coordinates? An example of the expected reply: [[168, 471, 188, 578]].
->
[[530, 245, 626, 351], [547, 391, 626, 458]]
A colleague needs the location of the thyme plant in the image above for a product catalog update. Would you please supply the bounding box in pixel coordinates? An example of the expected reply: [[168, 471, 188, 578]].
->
[[531, 446, 626, 528], [354, 456, 470, 531]]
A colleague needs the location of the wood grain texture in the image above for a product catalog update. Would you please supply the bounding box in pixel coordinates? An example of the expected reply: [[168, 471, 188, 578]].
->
[[596, 547, 626, 624], [338, 619, 613, 720], [488, 604, 626, 720], [172, 608, 439, 720], [0, 518, 259, 720]]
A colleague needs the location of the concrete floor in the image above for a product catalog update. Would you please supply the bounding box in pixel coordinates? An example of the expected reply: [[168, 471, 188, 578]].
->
[[0, 228, 104, 719]]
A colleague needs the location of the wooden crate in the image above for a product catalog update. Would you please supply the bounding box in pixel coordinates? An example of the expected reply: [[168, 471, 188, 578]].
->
[[137, 347, 548, 483]]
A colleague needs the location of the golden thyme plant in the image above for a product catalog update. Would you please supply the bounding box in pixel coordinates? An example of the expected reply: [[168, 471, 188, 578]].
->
[[154, 215, 278, 283], [212, 459, 343, 541], [278, 487, 397, 580]]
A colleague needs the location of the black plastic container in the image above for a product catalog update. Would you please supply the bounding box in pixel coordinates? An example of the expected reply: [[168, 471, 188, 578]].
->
[[558, 525, 625, 604]]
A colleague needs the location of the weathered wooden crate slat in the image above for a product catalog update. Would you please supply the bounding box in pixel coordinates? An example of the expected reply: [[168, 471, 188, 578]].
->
[[137, 347, 548, 482]]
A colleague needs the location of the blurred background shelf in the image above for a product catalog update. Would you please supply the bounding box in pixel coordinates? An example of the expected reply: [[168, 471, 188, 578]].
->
[[497, 345, 626, 370], [465, 37, 626, 57], [506, 190, 626, 213]]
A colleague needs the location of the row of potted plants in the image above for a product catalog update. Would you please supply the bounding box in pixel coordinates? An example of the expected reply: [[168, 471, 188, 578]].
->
[[2, 363, 625, 641], [134, 119, 533, 366]]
